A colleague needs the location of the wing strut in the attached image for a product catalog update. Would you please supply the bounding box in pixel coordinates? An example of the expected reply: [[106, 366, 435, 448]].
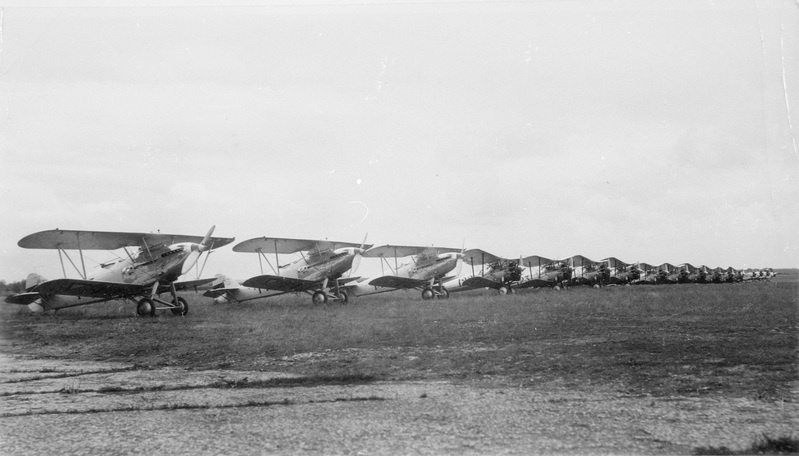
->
[[76, 233, 87, 279], [256, 248, 278, 275], [57, 247, 67, 278], [57, 245, 87, 280], [274, 239, 280, 277]]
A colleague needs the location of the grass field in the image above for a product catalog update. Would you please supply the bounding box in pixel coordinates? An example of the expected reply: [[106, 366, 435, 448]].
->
[[1, 275, 796, 404]]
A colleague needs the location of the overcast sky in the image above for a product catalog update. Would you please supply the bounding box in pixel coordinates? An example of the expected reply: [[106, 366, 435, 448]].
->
[[1, 0, 797, 283]]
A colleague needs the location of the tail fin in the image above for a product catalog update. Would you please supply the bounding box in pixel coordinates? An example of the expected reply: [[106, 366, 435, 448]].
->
[[25, 273, 47, 291]]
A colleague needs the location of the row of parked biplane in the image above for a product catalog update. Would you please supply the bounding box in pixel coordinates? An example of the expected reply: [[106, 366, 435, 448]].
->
[[5, 228, 778, 316]]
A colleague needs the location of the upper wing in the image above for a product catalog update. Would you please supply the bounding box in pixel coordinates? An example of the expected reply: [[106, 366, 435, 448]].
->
[[521, 255, 553, 266], [233, 237, 372, 254], [363, 245, 460, 258], [564, 255, 597, 267], [32, 278, 149, 299], [461, 276, 502, 289], [19, 229, 234, 250], [602, 257, 630, 269], [241, 275, 319, 292], [461, 249, 501, 265], [367, 275, 429, 289]]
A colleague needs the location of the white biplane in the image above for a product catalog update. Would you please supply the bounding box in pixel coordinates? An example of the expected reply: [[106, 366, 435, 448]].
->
[[5, 227, 234, 316], [349, 245, 464, 300], [223, 236, 372, 305]]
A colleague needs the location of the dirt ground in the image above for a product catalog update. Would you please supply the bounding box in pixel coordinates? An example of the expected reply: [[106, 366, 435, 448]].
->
[[2, 349, 797, 455]]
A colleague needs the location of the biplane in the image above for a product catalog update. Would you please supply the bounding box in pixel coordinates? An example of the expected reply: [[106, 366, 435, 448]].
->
[[678, 263, 700, 283], [658, 263, 682, 284], [348, 245, 464, 300], [5, 227, 234, 316], [516, 255, 571, 290], [602, 257, 641, 285], [563, 255, 609, 287], [229, 236, 371, 304], [448, 249, 524, 295], [632, 262, 659, 284]]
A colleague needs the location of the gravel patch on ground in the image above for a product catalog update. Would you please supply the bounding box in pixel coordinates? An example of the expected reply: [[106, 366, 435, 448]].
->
[[1, 354, 796, 455]]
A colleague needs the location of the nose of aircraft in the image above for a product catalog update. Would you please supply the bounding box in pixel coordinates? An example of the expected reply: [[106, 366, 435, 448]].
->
[[181, 225, 215, 275]]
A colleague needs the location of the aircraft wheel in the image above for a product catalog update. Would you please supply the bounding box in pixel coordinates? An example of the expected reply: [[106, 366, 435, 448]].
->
[[553, 285, 561, 291], [136, 298, 156, 317], [421, 288, 435, 300], [498, 286, 508, 295], [171, 297, 188, 316], [312, 291, 328, 305], [337, 290, 349, 304], [592, 284, 601, 289], [437, 287, 450, 300]]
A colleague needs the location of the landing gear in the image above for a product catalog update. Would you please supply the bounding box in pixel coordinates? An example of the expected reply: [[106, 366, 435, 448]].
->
[[336, 290, 349, 304], [171, 297, 188, 315], [312, 291, 328, 305], [421, 288, 435, 300], [136, 297, 156, 317], [437, 287, 450, 299], [498, 286, 508, 295]]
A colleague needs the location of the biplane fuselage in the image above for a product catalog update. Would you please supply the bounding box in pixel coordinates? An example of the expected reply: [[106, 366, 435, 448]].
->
[[402, 253, 461, 281], [282, 247, 362, 282]]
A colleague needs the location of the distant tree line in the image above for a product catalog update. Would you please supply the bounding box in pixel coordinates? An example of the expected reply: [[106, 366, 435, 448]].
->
[[0, 280, 26, 294]]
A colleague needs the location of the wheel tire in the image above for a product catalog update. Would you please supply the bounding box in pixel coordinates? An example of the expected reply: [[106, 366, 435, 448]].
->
[[438, 287, 450, 300], [312, 291, 328, 305], [171, 297, 188, 316], [498, 286, 508, 295], [421, 288, 434, 300], [553, 285, 561, 291], [136, 298, 156, 317], [592, 284, 601, 289], [337, 290, 349, 304]]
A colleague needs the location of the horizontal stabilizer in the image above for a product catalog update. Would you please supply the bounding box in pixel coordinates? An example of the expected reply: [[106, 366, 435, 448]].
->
[[162, 278, 216, 294], [203, 288, 238, 298], [5, 292, 42, 305]]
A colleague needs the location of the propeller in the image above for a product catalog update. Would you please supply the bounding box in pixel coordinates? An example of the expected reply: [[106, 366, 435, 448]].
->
[[348, 233, 369, 277], [182, 225, 215, 275]]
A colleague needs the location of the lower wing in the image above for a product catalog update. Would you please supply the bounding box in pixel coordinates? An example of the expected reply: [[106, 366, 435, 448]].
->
[[241, 275, 319, 292], [461, 276, 503, 289], [32, 278, 149, 299], [367, 276, 429, 289]]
